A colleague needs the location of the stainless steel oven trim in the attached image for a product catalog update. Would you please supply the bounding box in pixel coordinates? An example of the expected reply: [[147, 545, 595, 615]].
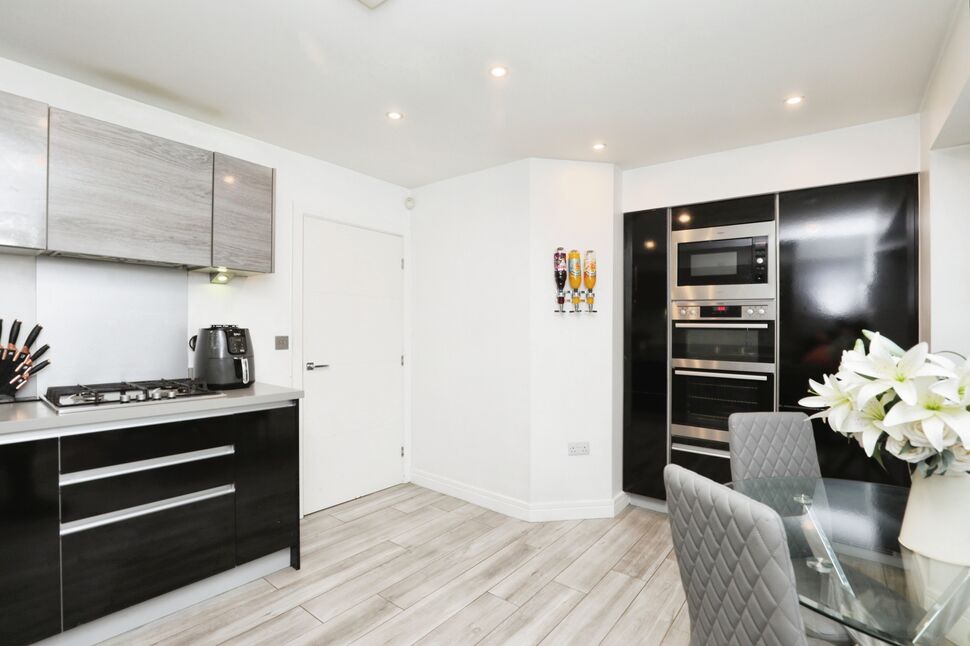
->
[[59, 445, 235, 486], [673, 369, 768, 381], [671, 441, 730, 459], [671, 221, 776, 301], [671, 358, 775, 373], [60, 484, 235, 536], [673, 322, 769, 329]]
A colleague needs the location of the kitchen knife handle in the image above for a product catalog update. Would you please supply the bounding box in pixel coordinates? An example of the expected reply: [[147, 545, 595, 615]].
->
[[22, 324, 42, 350], [16, 344, 49, 371], [8, 320, 21, 345], [25, 359, 49, 376], [30, 344, 49, 362]]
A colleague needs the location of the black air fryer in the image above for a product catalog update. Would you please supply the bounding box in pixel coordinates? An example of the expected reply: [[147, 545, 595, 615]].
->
[[189, 325, 254, 389]]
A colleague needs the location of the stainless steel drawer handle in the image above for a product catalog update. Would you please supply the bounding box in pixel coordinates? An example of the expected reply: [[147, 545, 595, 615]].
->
[[674, 323, 769, 329], [60, 445, 235, 486], [60, 484, 235, 536], [672, 443, 731, 459], [306, 362, 330, 371], [674, 369, 768, 382]]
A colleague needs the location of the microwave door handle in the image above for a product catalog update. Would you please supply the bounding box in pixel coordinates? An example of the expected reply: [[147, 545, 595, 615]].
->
[[673, 369, 768, 381], [674, 323, 769, 329]]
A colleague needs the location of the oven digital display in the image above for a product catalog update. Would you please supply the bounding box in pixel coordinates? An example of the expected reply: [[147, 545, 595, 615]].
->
[[699, 305, 741, 318]]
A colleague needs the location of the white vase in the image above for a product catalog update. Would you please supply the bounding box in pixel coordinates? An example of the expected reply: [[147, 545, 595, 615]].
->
[[899, 470, 970, 567]]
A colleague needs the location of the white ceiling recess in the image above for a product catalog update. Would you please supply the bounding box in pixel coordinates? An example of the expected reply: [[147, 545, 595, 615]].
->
[[0, 0, 958, 188]]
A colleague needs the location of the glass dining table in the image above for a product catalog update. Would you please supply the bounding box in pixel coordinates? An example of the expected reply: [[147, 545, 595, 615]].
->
[[729, 477, 970, 646]]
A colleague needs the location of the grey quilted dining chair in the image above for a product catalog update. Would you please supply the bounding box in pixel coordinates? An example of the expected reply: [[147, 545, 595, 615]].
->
[[664, 464, 848, 646], [728, 412, 822, 482]]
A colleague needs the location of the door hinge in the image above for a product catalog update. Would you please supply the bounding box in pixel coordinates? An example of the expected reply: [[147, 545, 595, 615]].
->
[[401, 354, 404, 366], [401, 446, 405, 457]]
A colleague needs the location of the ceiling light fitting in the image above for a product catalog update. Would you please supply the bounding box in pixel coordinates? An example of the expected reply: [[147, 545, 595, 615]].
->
[[386, 111, 404, 121], [784, 95, 805, 106], [592, 143, 606, 151], [489, 66, 508, 78]]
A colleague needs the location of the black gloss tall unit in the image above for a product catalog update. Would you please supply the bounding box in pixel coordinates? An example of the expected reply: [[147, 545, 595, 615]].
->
[[623, 208, 669, 499], [778, 174, 919, 486]]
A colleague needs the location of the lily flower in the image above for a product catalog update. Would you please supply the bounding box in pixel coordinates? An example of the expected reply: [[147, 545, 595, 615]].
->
[[841, 338, 952, 407], [799, 374, 857, 433], [842, 393, 892, 456], [929, 354, 970, 405], [882, 381, 970, 452]]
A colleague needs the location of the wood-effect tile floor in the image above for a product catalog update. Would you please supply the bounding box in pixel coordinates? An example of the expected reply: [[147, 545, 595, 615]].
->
[[103, 484, 688, 646]]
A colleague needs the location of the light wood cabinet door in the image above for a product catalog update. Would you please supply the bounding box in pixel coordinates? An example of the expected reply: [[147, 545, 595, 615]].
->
[[212, 153, 274, 273], [0, 91, 48, 251], [47, 109, 213, 266]]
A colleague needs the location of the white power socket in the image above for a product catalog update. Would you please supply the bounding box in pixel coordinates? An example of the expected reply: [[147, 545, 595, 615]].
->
[[568, 442, 590, 456]]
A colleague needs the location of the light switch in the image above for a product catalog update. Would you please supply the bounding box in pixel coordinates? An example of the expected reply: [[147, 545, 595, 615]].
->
[[275, 336, 289, 350]]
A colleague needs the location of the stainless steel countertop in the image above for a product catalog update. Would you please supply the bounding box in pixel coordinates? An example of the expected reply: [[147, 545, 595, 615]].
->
[[0, 382, 303, 443]]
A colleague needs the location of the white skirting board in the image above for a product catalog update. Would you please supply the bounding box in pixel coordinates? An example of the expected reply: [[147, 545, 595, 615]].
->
[[35, 549, 291, 646], [410, 469, 628, 522]]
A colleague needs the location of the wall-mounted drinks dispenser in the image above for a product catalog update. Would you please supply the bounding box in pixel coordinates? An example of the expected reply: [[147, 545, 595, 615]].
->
[[553, 247, 597, 314], [554, 248, 568, 313]]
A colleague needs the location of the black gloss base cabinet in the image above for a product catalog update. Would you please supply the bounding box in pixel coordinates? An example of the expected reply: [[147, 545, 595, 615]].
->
[[0, 403, 300, 645]]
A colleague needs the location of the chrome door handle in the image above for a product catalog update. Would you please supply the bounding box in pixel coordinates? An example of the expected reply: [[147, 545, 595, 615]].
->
[[306, 362, 330, 371]]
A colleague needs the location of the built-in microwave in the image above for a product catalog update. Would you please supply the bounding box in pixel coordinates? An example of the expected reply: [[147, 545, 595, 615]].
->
[[671, 221, 775, 301]]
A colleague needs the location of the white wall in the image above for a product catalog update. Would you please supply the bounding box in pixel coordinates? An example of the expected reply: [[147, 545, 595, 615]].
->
[[623, 115, 921, 212], [0, 57, 408, 396], [527, 160, 620, 517], [927, 144, 970, 356], [410, 160, 533, 510], [410, 159, 620, 520]]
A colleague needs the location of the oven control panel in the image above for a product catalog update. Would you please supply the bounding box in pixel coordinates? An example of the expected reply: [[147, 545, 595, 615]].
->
[[673, 302, 775, 321]]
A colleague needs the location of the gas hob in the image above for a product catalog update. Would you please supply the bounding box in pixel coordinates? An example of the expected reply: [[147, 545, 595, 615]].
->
[[42, 378, 224, 414]]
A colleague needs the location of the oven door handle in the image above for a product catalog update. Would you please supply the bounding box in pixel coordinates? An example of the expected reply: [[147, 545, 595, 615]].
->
[[673, 322, 769, 329], [673, 369, 768, 381]]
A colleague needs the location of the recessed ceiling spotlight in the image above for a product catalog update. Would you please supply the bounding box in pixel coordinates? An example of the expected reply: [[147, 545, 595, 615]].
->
[[784, 95, 805, 106], [677, 213, 692, 224], [489, 66, 509, 78], [386, 111, 404, 121], [592, 143, 607, 151]]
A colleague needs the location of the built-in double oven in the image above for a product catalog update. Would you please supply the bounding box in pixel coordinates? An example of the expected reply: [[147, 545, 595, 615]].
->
[[670, 301, 776, 443]]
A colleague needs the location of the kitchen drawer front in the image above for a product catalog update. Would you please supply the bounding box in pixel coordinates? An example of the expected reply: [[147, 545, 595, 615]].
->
[[670, 443, 732, 485], [62, 492, 235, 629], [61, 453, 234, 523], [61, 416, 231, 473]]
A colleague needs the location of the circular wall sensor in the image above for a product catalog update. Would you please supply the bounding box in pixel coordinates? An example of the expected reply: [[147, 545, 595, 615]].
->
[[404, 196, 416, 210]]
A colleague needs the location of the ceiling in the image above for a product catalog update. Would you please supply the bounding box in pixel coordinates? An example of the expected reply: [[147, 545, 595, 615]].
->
[[0, 0, 959, 188]]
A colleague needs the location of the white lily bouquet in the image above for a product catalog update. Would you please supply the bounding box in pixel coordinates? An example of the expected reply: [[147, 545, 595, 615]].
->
[[799, 331, 970, 476]]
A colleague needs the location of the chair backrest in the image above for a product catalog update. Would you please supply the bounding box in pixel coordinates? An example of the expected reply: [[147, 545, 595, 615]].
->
[[664, 464, 809, 646], [728, 412, 821, 482]]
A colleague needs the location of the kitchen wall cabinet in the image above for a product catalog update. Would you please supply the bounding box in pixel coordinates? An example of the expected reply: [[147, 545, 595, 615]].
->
[[47, 108, 214, 266], [0, 439, 61, 646], [623, 208, 669, 500], [0, 90, 48, 252], [213, 153, 275, 273]]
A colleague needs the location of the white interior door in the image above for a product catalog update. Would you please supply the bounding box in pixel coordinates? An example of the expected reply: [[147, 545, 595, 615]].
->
[[302, 217, 404, 513]]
